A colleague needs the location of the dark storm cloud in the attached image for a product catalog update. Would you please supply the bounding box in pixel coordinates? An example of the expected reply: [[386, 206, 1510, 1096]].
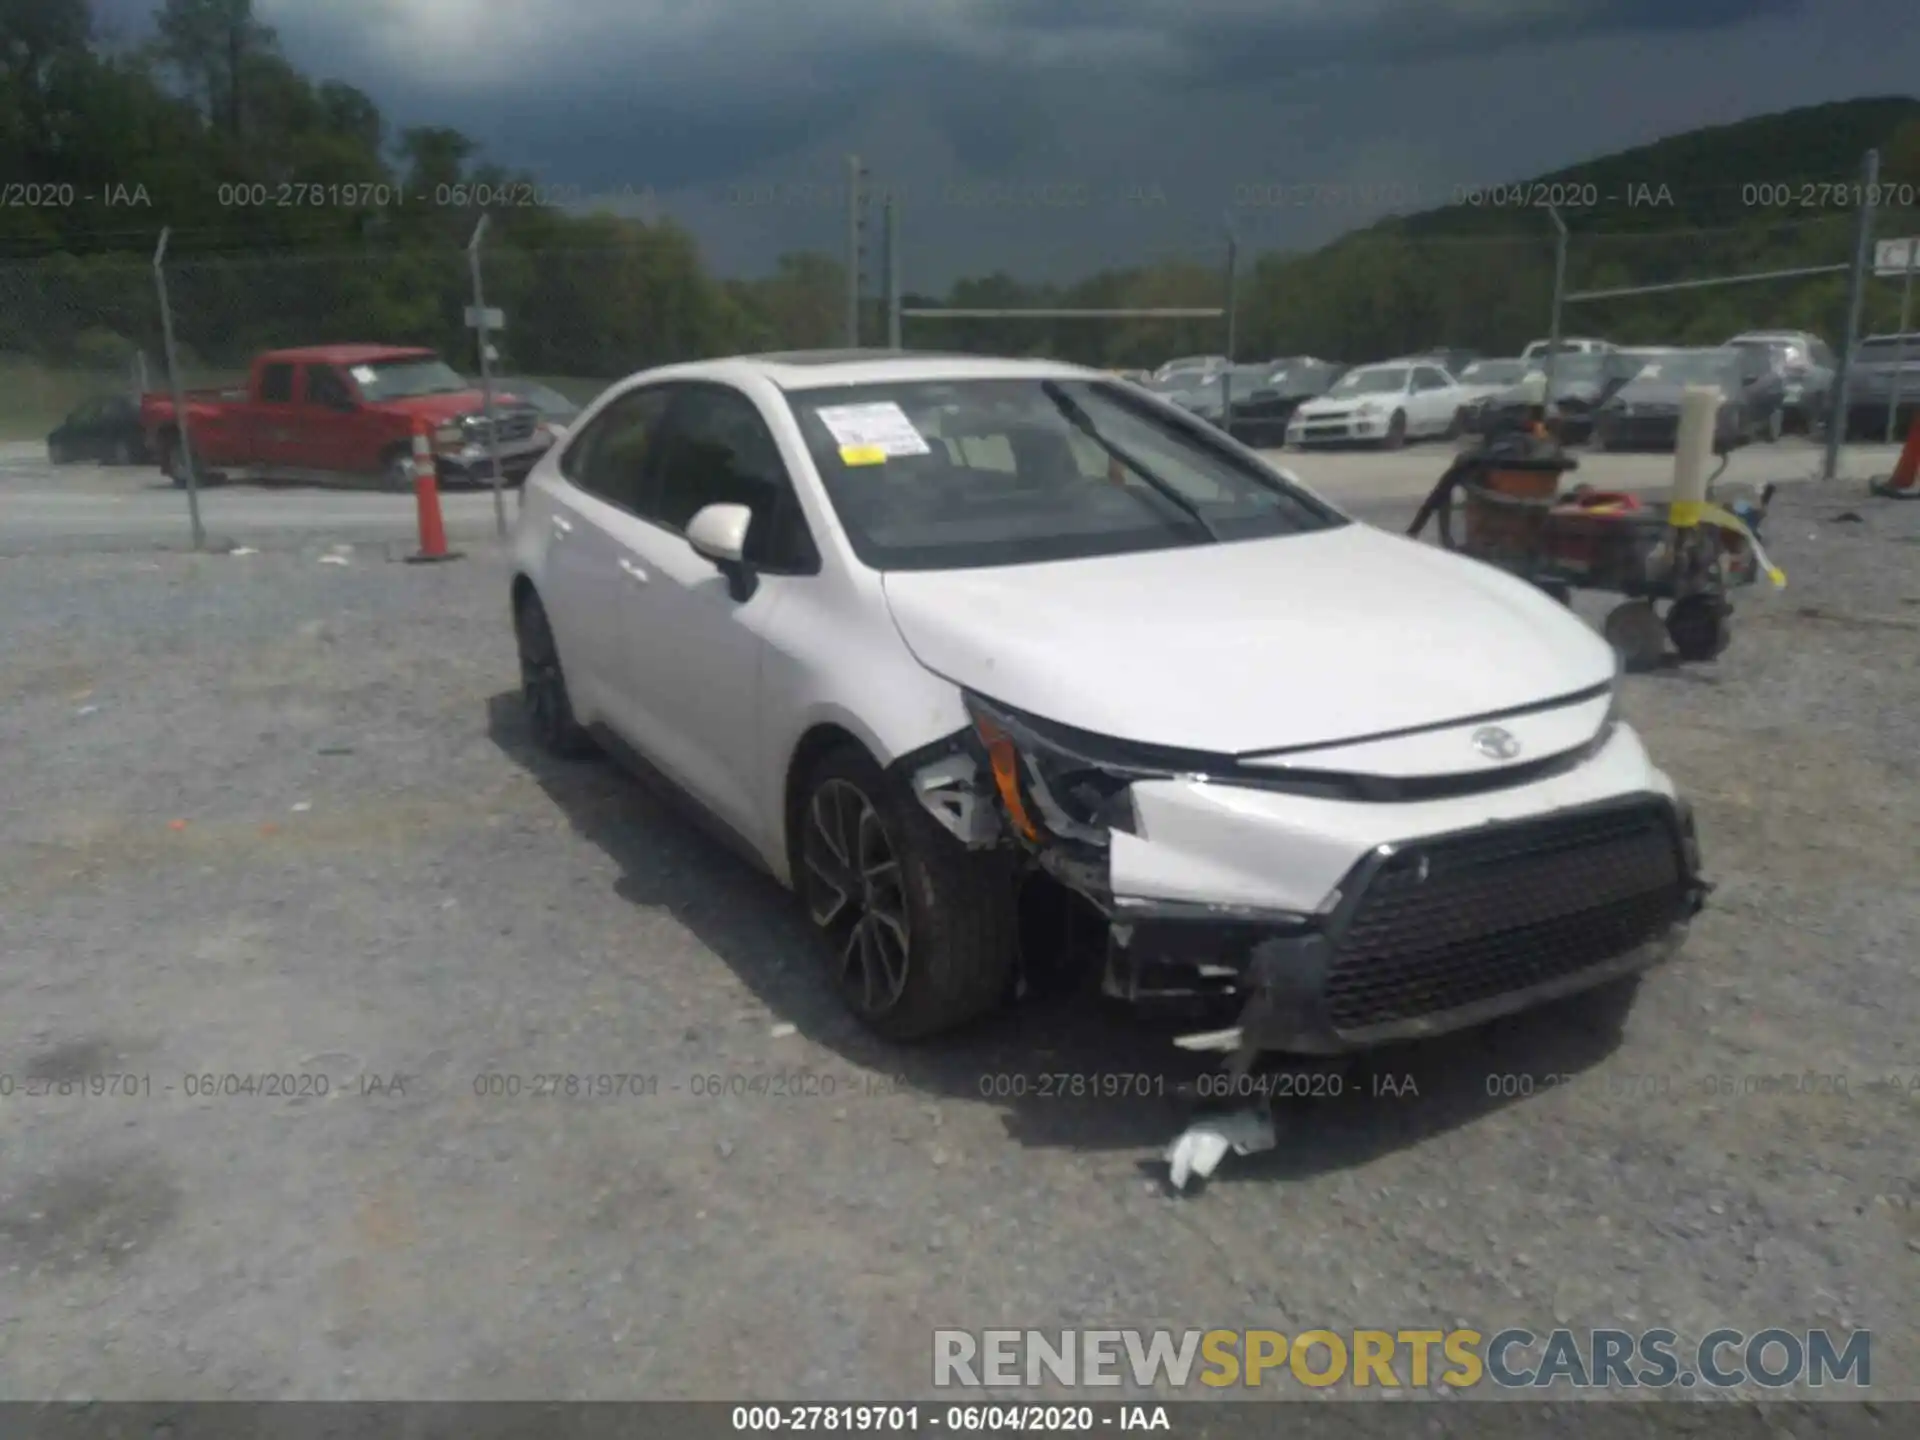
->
[[240, 0, 1813, 194]]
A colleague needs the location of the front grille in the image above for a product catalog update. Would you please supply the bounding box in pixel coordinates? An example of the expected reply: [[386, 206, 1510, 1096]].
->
[[470, 410, 537, 444], [1323, 802, 1686, 1033]]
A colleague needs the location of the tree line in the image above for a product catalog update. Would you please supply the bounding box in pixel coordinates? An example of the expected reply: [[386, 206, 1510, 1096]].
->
[[4, 1, 1919, 381]]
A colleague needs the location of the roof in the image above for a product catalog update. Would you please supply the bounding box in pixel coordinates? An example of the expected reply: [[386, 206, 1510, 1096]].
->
[[258, 344, 437, 364], [635, 350, 1101, 392]]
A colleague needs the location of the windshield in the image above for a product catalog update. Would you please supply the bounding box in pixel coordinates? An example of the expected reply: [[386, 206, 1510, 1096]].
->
[[1460, 360, 1526, 384], [1329, 367, 1408, 395], [1857, 335, 1920, 360], [350, 356, 469, 401], [1272, 364, 1341, 394], [495, 379, 577, 417], [1547, 355, 1606, 383], [785, 378, 1346, 571], [1629, 351, 1738, 385]]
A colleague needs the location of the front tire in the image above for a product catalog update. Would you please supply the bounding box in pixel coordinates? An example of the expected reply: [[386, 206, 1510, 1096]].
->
[[798, 746, 1015, 1041], [1380, 410, 1407, 450], [514, 591, 596, 759]]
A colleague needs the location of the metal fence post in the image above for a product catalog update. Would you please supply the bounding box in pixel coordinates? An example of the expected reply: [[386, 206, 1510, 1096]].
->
[[1545, 207, 1568, 412], [151, 228, 205, 551], [1888, 234, 1917, 446], [467, 214, 507, 539], [1824, 148, 1880, 483], [846, 155, 863, 347], [885, 192, 902, 349], [1221, 221, 1239, 428]]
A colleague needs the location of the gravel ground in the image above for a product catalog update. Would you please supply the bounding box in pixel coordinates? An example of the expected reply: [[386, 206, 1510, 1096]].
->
[[0, 484, 1916, 1402]]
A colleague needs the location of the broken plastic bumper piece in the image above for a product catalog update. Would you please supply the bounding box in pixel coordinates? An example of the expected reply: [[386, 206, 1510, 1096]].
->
[[1115, 795, 1707, 1058]]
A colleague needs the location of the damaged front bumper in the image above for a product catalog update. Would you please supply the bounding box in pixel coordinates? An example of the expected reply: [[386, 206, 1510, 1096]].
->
[[907, 697, 1710, 1060]]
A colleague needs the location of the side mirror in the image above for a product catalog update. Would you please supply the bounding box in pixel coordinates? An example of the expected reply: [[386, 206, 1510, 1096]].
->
[[686, 502, 757, 599], [687, 502, 751, 566]]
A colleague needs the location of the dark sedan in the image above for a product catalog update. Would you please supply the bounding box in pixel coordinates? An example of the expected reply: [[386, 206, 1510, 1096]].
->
[[1591, 348, 1785, 452], [1217, 359, 1346, 445], [1474, 352, 1639, 444], [1841, 333, 1920, 441], [47, 393, 150, 465]]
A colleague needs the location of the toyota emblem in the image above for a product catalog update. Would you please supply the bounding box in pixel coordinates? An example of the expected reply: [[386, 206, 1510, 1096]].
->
[[1471, 725, 1522, 761]]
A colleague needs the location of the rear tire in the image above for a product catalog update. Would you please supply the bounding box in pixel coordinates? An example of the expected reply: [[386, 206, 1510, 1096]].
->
[[382, 449, 416, 493], [1443, 408, 1464, 441], [797, 745, 1016, 1041], [1667, 593, 1731, 663], [514, 591, 597, 760], [157, 432, 186, 486], [47, 440, 69, 465], [110, 437, 136, 465], [1604, 600, 1667, 672]]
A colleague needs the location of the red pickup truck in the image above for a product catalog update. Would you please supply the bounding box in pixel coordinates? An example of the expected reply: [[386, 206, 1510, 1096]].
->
[[140, 344, 555, 490]]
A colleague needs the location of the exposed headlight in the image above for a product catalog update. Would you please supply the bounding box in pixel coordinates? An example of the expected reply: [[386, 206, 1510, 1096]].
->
[[963, 693, 1168, 846]]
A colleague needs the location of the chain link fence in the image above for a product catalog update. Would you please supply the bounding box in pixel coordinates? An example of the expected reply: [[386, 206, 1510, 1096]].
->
[[4, 195, 1916, 457]]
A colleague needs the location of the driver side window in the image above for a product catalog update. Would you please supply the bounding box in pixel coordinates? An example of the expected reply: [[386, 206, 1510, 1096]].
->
[[642, 385, 820, 574]]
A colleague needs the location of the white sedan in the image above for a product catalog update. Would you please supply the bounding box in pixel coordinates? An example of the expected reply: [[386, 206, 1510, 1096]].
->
[[510, 350, 1706, 1069], [1287, 360, 1469, 447]]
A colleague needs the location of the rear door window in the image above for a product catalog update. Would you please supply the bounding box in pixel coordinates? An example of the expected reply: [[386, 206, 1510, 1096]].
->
[[560, 386, 673, 512], [258, 364, 295, 403]]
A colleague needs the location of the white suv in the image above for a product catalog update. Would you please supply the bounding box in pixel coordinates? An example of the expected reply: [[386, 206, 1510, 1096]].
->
[[510, 350, 1706, 1065], [1521, 337, 1615, 360]]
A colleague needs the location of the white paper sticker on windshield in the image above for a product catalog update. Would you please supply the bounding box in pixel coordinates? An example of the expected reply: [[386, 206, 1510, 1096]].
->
[[814, 402, 930, 458], [349, 365, 376, 384]]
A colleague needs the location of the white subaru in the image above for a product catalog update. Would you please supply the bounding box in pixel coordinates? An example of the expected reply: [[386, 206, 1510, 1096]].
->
[[510, 351, 1706, 1068]]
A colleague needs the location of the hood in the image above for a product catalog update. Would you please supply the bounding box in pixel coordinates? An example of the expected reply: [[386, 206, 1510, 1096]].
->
[[1608, 380, 1726, 407], [1456, 381, 1518, 404], [880, 525, 1615, 755], [365, 389, 536, 422], [1551, 380, 1605, 403], [1295, 391, 1383, 415]]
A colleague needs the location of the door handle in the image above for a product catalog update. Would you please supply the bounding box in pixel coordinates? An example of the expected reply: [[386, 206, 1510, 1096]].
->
[[618, 557, 649, 585], [551, 515, 573, 537]]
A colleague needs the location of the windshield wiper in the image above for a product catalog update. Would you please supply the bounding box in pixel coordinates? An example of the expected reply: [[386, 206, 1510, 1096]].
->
[[1040, 381, 1219, 540]]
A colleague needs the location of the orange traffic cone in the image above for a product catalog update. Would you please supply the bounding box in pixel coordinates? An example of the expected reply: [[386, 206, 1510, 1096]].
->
[[407, 417, 463, 561], [1870, 409, 1920, 499]]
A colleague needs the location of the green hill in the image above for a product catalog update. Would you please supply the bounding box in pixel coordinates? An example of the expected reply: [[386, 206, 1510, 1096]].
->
[[1237, 96, 1920, 361]]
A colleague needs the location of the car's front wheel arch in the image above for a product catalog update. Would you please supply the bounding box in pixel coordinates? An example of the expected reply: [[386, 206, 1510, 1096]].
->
[[788, 732, 1017, 1040], [783, 722, 875, 889]]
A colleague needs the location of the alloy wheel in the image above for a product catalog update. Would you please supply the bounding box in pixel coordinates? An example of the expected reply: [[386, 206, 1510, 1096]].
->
[[803, 778, 912, 1018]]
